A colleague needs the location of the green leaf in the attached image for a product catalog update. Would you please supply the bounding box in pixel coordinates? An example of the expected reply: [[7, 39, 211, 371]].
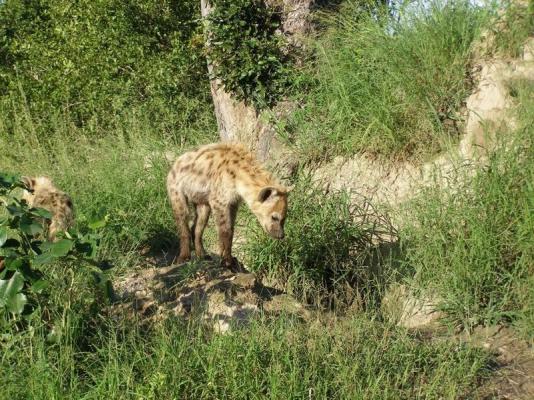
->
[[88, 219, 107, 230], [6, 204, 24, 217], [31, 279, 48, 294], [31, 207, 53, 219], [7, 293, 27, 314], [0, 227, 7, 247], [0, 272, 27, 314], [19, 215, 44, 236], [49, 239, 74, 257], [0, 173, 19, 188], [4, 257, 23, 271], [33, 252, 54, 266]]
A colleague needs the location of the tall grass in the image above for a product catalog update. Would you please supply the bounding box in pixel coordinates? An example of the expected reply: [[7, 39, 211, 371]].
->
[[286, 0, 489, 161], [0, 97, 217, 268], [490, 0, 534, 58], [242, 177, 397, 307], [401, 80, 534, 335]]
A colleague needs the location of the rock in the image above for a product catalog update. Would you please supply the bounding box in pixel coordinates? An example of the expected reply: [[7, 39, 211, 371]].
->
[[230, 273, 257, 289]]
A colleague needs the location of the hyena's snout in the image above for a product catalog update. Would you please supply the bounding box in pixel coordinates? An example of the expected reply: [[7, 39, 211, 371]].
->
[[269, 231, 285, 239], [266, 224, 285, 240]]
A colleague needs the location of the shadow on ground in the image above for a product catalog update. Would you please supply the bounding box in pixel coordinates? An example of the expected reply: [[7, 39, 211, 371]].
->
[[110, 258, 308, 333]]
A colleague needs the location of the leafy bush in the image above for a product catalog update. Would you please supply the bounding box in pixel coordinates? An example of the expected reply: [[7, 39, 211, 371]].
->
[[0, 173, 103, 330], [0, 0, 212, 135], [205, 0, 294, 109]]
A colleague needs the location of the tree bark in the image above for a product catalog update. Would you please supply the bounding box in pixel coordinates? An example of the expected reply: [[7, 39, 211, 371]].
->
[[201, 0, 313, 170]]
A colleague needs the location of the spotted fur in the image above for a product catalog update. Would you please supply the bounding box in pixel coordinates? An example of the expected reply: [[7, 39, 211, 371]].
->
[[21, 176, 74, 241], [166, 143, 290, 270]]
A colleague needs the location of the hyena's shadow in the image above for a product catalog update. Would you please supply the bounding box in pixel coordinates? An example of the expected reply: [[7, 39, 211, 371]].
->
[[139, 225, 181, 267], [141, 224, 225, 269]]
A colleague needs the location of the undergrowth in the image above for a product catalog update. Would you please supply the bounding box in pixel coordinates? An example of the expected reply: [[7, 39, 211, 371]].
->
[[0, 104, 215, 269], [242, 177, 397, 307], [0, 0, 211, 135], [2, 313, 491, 399]]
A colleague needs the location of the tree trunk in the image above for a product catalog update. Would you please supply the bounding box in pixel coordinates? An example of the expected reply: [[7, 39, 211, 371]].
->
[[201, 0, 313, 170]]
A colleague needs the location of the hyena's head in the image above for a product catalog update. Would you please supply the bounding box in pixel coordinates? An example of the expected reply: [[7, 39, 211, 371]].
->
[[253, 186, 290, 239], [21, 176, 54, 205]]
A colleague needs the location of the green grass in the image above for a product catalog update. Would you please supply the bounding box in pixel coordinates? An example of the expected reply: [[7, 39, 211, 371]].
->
[[2, 0, 534, 397], [2, 313, 492, 400], [284, 0, 489, 161], [0, 98, 217, 268], [242, 177, 398, 307], [0, 93, 501, 399], [400, 79, 534, 336]]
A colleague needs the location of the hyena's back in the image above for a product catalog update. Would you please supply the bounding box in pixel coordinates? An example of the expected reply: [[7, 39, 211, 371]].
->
[[167, 143, 272, 206]]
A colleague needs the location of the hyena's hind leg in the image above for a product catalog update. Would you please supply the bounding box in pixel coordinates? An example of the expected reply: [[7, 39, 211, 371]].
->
[[48, 218, 67, 242], [169, 191, 192, 264], [193, 204, 211, 259]]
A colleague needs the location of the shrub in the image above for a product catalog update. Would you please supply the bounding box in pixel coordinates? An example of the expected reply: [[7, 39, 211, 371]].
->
[[242, 176, 393, 302], [205, 0, 294, 109], [0, 173, 104, 331], [0, 0, 211, 135]]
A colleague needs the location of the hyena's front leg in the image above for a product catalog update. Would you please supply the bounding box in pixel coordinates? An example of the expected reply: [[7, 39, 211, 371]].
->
[[212, 203, 239, 271], [192, 204, 211, 259], [47, 219, 60, 242], [170, 192, 191, 264]]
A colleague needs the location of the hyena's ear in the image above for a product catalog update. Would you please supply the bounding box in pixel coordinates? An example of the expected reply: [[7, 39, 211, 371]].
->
[[21, 176, 35, 190], [258, 186, 277, 202]]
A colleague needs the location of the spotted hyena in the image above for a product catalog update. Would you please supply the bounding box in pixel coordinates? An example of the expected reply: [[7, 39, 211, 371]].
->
[[21, 176, 74, 241], [166, 143, 290, 271]]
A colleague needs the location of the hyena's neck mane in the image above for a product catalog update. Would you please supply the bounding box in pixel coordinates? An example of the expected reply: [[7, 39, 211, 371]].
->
[[232, 150, 278, 208]]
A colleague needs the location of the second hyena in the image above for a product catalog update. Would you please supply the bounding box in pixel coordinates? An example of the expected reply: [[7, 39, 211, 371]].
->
[[21, 176, 74, 241], [166, 143, 290, 271]]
